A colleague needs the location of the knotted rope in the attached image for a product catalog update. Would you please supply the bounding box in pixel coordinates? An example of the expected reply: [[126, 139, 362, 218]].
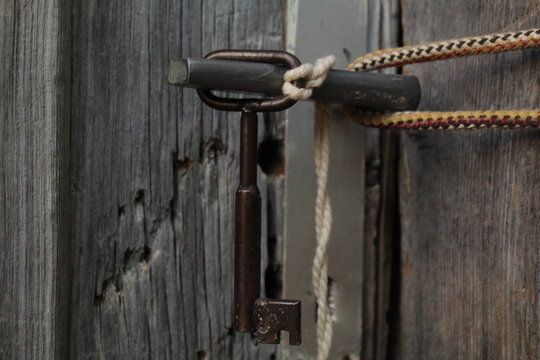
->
[[282, 55, 336, 100], [283, 28, 540, 360]]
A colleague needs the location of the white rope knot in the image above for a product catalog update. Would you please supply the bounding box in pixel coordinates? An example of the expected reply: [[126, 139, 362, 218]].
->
[[282, 55, 336, 100]]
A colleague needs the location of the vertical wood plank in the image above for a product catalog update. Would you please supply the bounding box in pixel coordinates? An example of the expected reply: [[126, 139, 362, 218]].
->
[[69, 0, 285, 359], [362, 0, 402, 359], [284, 1, 402, 358], [0, 1, 72, 359], [398, 1, 540, 358]]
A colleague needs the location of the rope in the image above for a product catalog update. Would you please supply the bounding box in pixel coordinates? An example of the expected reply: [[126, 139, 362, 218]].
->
[[283, 57, 336, 360], [282, 28, 540, 359], [348, 29, 540, 72], [282, 55, 336, 100], [342, 109, 540, 130], [313, 102, 333, 360], [346, 28, 540, 128]]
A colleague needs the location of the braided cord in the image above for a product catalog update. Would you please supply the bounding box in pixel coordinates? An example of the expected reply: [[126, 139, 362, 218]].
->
[[345, 28, 540, 129], [348, 28, 540, 71], [344, 110, 540, 130]]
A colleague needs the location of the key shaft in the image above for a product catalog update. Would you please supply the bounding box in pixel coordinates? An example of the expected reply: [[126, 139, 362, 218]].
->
[[234, 109, 261, 332]]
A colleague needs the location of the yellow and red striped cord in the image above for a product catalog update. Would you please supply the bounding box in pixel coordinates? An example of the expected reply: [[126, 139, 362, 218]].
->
[[345, 28, 540, 129]]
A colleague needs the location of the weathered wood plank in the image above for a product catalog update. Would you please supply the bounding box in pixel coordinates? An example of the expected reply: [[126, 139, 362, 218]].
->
[[69, 0, 285, 359], [362, 0, 402, 359], [397, 1, 540, 358], [0, 1, 72, 359]]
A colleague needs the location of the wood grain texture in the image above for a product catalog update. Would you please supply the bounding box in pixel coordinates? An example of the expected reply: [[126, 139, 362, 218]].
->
[[69, 0, 285, 359], [398, 0, 540, 358], [0, 1, 72, 359]]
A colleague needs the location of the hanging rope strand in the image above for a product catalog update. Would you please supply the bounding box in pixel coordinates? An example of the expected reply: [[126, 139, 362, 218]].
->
[[313, 102, 333, 360], [283, 56, 336, 360]]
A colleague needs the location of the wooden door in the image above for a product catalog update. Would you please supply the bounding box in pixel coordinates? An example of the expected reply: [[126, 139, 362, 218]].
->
[[1, 0, 538, 359]]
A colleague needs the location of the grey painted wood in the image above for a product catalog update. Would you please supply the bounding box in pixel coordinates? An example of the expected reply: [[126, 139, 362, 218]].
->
[[0, 1, 72, 359], [283, 0, 368, 358], [397, 1, 540, 358], [69, 1, 285, 359], [283, 0, 401, 358]]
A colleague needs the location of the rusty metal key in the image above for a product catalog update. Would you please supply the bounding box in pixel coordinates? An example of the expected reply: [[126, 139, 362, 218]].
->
[[234, 109, 301, 345], [179, 50, 304, 345]]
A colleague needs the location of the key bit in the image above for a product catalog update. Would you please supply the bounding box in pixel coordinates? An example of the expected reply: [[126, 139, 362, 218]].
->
[[255, 299, 301, 345]]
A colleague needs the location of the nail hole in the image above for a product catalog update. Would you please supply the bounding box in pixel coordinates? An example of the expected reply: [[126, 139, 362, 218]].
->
[[142, 245, 151, 263], [328, 277, 336, 321], [313, 276, 336, 322], [197, 350, 207, 360], [201, 137, 226, 161], [134, 189, 145, 203], [123, 245, 151, 272], [265, 237, 282, 299], [258, 139, 285, 177], [174, 157, 192, 172], [343, 47, 351, 62]]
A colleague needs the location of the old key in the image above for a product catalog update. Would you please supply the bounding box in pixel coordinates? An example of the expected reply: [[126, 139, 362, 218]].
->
[[192, 50, 303, 345], [233, 107, 301, 345], [168, 49, 421, 345]]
